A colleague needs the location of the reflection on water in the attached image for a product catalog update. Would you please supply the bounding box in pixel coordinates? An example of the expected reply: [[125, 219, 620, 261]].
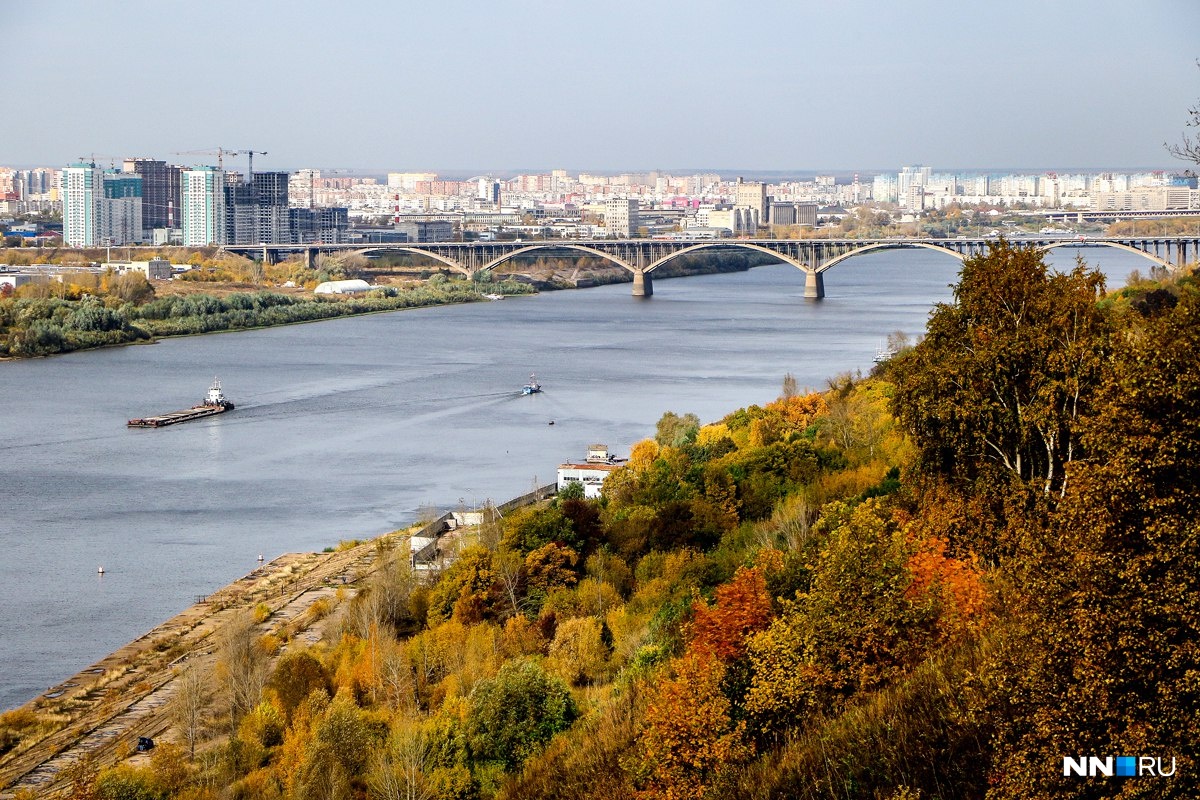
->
[[0, 247, 1146, 710]]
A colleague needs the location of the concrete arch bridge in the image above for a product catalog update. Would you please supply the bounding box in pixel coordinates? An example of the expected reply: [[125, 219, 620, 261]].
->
[[233, 236, 1200, 299]]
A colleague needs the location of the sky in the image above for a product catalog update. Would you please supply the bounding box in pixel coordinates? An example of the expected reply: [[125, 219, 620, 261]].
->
[[5, 0, 1200, 174]]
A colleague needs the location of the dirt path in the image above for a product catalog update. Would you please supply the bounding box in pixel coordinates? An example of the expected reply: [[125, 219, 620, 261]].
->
[[0, 533, 405, 799]]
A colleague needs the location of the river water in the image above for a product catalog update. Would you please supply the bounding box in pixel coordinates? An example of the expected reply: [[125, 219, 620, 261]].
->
[[0, 247, 1146, 711]]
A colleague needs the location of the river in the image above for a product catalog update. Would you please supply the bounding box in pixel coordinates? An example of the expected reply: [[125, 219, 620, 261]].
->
[[0, 247, 1146, 711]]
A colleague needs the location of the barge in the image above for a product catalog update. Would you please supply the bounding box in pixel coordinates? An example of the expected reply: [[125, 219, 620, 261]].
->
[[128, 379, 234, 428]]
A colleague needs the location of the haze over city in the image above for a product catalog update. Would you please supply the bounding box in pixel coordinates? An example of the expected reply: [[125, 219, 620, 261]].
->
[[6, 0, 1199, 172]]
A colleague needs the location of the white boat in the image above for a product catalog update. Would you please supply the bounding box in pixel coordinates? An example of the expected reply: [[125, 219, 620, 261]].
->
[[873, 340, 897, 364], [522, 374, 542, 394]]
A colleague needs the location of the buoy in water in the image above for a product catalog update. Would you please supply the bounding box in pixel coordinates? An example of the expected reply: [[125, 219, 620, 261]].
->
[[97, 566, 105, 575]]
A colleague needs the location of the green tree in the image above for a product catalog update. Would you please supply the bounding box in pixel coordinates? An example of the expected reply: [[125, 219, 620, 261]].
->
[[655, 411, 701, 448], [891, 242, 1108, 501], [465, 659, 578, 771]]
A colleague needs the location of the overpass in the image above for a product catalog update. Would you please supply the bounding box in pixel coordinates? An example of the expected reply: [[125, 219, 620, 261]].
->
[[224, 236, 1200, 299]]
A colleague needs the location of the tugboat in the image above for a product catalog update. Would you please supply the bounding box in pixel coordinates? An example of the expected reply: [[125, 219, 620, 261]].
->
[[522, 374, 542, 395], [128, 379, 235, 428]]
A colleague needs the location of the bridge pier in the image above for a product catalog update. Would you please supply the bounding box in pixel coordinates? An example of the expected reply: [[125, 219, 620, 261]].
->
[[632, 269, 653, 297], [261, 246, 275, 266], [804, 270, 825, 300], [304, 247, 315, 269]]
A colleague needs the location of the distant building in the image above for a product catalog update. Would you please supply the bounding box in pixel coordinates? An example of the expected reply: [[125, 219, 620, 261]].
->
[[557, 444, 626, 499], [101, 171, 143, 245], [180, 167, 228, 246], [102, 257, 174, 280], [604, 197, 639, 237], [123, 158, 181, 231], [396, 219, 453, 242], [769, 202, 818, 228], [388, 172, 438, 189], [289, 206, 350, 243], [61, 163, 103, 246], [734, 177, 768, 230]]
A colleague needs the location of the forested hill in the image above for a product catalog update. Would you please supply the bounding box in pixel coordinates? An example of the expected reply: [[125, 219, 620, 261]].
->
[[32, 242, 1200, 799]]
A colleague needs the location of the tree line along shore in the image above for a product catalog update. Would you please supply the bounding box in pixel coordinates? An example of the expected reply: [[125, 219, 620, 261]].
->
[[2, 241, 1197, 798], [0, 249, 771, 359]]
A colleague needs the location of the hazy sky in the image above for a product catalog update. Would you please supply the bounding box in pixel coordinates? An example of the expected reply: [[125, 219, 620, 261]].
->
[[6, 1, 1200, 173]]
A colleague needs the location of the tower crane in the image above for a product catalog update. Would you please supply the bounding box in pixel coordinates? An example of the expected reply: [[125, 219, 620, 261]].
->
[[170, 148, 268, 180], [235, 149, 268, 181], [172, 147, 237, 169]]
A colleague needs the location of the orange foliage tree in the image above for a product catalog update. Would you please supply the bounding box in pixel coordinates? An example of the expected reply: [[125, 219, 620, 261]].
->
[[688, 566, 773, 662], [626, 653, 752, 800]]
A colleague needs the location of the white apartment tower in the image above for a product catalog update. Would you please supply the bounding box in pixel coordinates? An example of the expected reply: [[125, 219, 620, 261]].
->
[[181, 167, 227, 246], [61, 163, 103, 246]]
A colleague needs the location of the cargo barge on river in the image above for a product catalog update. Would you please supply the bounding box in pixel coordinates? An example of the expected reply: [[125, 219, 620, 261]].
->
[[128, 379, 234, 428]]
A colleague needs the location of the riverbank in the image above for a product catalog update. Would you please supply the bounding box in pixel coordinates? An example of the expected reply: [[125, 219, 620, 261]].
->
[[0, 542, 389, 797], [0, 278, 537, 359], [0, 485, 559, 797], [0, 249, 776, 360]]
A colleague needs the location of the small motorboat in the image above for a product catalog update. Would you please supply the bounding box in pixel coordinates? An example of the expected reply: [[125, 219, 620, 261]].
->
[[522, 374, 542, 395]]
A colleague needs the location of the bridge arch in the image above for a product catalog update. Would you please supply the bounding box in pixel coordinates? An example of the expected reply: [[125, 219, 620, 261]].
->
[[816, 241, 970, 273], [1037, 240, 1171, 270], [642, 242, 810, 274], [478, 243, 636, 274], [354, 246, 472, 276]]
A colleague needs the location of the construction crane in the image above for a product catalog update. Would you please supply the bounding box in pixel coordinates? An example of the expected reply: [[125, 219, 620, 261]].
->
[[235, 149, 268, 181], [76, 154, 123, 168], [171, 148, 267, 180], [172, 147, 238, 169]]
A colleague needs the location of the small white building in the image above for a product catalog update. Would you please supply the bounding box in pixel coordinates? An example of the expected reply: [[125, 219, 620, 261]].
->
[[314, 279, 373, 295], [557, 444, 626, 499], [103, 258, 175, 280]]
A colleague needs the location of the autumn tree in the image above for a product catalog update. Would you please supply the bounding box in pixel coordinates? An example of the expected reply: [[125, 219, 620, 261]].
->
[[626, 653, 752, 799], [688, 566, 773, 662], [368, 719, 437, 800], [268, 648, 329, 721], [171, 663, 211, 758], [891, 242, 1108, 501], [216, 610, 272, 732], [982, 279, 1200, 798], [745, 500, 941, 740]]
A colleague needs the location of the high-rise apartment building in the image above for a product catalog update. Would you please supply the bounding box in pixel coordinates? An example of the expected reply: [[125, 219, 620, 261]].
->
[[897, 165, 932, 199], [289, 206, 350, 244], [101, 171, 143, 245], [250, 172, 291, 244], [123, 158, 181, 232], [181, 167, 227, 246], [219, 172, 291, 244], [61, 163, 103, 246]]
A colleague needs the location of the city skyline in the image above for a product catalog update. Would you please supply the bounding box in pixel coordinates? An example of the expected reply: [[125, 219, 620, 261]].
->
[[6, 1, 1199, 171]]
